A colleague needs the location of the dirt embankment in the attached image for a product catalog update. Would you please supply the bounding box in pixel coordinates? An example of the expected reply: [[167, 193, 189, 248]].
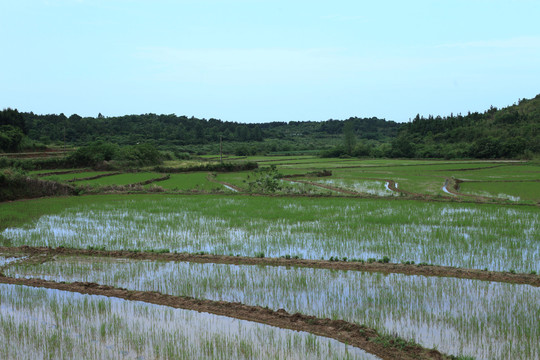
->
[[0, 275, 451, 360], [65, 172, 122, 182], [2, 246, 538, 287]]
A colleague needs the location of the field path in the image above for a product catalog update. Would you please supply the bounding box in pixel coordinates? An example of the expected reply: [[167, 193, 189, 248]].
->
[[0, 275, 451, 360], [2, 246, 538, 287]]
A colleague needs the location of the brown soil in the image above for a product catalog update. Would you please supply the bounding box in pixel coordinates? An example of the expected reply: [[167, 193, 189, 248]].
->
[[2, 246, 538, 287], [0, 275, 451, 360]]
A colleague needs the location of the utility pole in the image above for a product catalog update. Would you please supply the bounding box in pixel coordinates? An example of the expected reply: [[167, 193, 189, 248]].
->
[[220, 135, 223, 163]]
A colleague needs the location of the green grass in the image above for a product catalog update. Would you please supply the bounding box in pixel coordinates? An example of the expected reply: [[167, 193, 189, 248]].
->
[[459, 181, 540, 203], [147, 172, 227, 192]]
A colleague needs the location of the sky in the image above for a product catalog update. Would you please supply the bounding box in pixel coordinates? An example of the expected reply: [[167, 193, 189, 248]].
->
[[1, 0, 539, 123]]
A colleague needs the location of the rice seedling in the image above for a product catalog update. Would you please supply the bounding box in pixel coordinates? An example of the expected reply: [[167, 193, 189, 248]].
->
[[7, 257, 538, 360], [458, 181, 540, 203], [0, 283, 377, 360], [1, 195, 537, 272], [313, 178, 397, 196]]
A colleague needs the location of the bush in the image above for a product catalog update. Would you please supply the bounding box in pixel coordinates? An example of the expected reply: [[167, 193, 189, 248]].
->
[[115, 143, 162, 167], [246, 165, 282, 193], [0, 125, 24, 152], [0, 168, 78, 201], [68, 141, 119, 167]]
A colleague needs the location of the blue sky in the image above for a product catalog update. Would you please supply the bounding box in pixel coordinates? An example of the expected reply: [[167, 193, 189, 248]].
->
[[1, 0, 539, 123]]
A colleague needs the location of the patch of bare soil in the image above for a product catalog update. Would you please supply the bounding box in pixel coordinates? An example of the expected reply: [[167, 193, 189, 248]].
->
[[0, 275, 452, 360], [2, 246, 538, 287]]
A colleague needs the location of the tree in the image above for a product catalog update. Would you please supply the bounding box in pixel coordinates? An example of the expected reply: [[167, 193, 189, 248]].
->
[[0, 108, 26, 134], [0, 125, 24, 152], [343, 121, 356, 155]]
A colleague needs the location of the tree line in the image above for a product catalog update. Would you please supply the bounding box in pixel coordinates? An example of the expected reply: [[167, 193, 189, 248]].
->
[[1, 93, 539, 159]]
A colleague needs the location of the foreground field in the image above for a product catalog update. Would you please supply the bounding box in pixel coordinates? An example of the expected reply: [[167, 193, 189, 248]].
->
[[2, 158, 539, 359], [0, 283, 374, 360], [5, 255, 538, 360]]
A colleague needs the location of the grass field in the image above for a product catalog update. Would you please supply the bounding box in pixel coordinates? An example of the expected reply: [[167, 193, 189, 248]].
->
[[146, 172, 227, 192], [458, 181, 540, 202]]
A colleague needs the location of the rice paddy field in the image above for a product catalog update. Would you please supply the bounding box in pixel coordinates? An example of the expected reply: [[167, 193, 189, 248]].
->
[[145, 173, 227, 192], [2, 195, 537, 273], [0, 284, 375, 360], [1, 158, 539, 359], [5, 256, 539, 360]]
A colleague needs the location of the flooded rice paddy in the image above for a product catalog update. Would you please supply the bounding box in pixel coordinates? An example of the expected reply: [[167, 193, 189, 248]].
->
[[2, 196, 538, 272], [7, 256, 539, 360], [0, 283, 377, 360], [314, 179, 398, 197]]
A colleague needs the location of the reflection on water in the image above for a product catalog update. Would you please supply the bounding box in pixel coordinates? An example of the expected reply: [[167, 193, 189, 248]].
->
[[0, 283, 378, 360], [2, 197, 538, 272], [8, 257, 539, 360]]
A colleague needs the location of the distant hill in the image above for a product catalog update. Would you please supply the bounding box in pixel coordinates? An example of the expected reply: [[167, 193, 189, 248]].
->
[[1, 94, 538, 158], [15, 112, 399, 155], [395, 94, 540, 158]]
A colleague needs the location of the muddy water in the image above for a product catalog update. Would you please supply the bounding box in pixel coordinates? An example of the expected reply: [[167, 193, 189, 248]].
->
[[7, 256, 539, 360], [0, 283, 379, 360]]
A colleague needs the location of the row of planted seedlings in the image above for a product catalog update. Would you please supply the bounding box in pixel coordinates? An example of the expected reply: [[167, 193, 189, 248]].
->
[[2, 195, 538, 273], [0, 283, 375, 360], [1, 194, 538, 359], [4, 254, 538, 360]]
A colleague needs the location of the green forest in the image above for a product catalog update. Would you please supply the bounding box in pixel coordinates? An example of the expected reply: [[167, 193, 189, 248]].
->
[[1, 94, 539, 160]]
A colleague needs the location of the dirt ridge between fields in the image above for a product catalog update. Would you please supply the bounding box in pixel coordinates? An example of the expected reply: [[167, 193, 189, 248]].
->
[[2, 246, 538, 287], [0, 275, 452, 360]]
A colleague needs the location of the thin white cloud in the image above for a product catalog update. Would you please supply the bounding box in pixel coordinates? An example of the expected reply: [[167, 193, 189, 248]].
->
[[437, 36, 540, 49], [135, 47, 358, 84], [320, 14, 367, 22]]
